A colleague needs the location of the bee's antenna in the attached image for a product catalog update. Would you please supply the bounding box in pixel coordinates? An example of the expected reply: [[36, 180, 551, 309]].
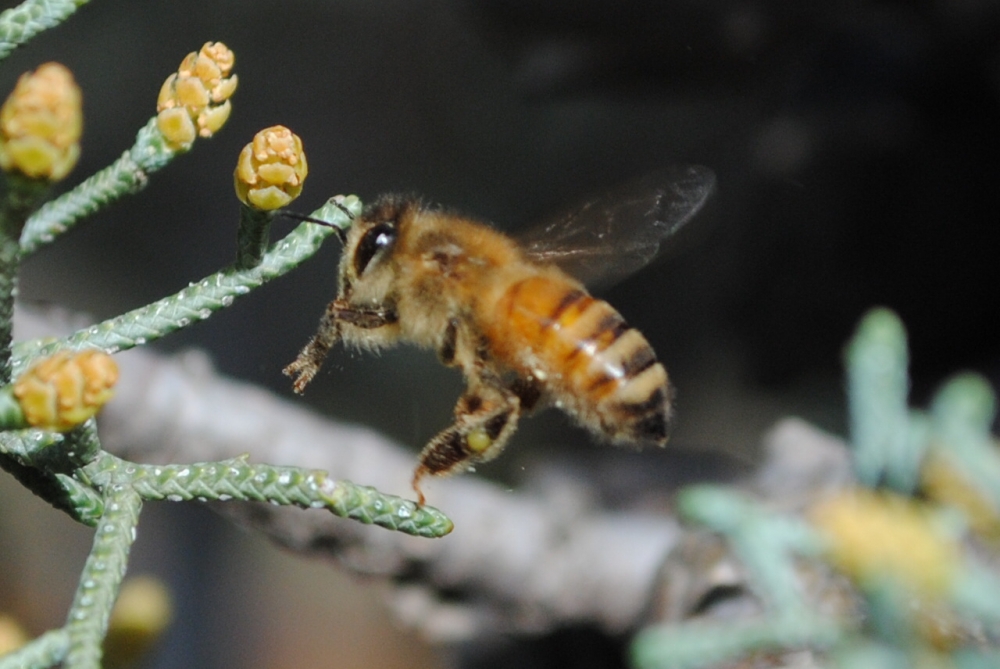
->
[[280, 208, 349, 244]]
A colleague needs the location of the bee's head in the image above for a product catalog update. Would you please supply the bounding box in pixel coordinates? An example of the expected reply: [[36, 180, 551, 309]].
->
[[338, 194, 420, 301]]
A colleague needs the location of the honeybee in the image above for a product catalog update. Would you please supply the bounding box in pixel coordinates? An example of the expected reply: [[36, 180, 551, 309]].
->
[[284, 166, 716, 504]]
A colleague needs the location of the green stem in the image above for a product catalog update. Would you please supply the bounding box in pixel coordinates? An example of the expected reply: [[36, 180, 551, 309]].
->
[[631, 616, 839, 669], [0, 174, 49, 381], [677, 486, 822, 618], [11, 196, 360, 376], [929, 373, 1000, 506], [0, 450, 93, 521], [63, 484, 142, 669], [0, 427, 62, 459], [0, 0, 89, 61], [2, 428, 453, 533], [0, 629, 69, 669], [0, 425, 104, 526], [0, 383, 26, 429], [20, 119, 180, 255], [54, 472, 104, 526], [845, 308, 914, 491], [0, 230, 17, 381], [235, 204, 275, 269], [83, 451, 453, 538]]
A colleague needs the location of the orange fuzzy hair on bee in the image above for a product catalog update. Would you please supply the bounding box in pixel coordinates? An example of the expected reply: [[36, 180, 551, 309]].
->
[[285, 167, 715, 503]]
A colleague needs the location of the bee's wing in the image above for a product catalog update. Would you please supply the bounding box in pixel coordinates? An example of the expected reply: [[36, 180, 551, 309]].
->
[[518, 165, 716, 288]]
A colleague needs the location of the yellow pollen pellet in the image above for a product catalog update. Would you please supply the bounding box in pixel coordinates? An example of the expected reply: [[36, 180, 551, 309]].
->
[[466, 427, 493, 454]]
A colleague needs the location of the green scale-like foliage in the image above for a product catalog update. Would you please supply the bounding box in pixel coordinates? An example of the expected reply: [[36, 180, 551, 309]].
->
[[631, 308, 1000, 669], [0, 8, 452, 668]]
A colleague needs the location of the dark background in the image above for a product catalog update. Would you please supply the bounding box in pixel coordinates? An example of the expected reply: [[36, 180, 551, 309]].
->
[[3, 1, 999, 668]]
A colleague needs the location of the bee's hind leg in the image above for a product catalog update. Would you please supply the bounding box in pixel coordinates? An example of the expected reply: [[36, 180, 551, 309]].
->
[[412, 386, 520, 505]]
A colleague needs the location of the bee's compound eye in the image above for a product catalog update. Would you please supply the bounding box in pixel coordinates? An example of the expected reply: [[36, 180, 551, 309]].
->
[[354, 222, 397, 275]]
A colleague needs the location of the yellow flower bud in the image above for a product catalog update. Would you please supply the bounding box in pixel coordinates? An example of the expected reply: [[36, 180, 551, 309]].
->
[[172, 74, 212, 109], [0, 62, 82, 181], [154, 107, 197, 148], [13, 350, 119, 432], [198, 101, 232, 137], [156, 42, 237, 149], [234, 125, 308, 210], [810, 489, 959, 598], [103, 576, 173, 668], [0, 614, 29, 655]]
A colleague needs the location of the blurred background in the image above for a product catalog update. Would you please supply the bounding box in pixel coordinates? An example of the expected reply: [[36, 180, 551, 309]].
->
[[2, 0, 999, 667]]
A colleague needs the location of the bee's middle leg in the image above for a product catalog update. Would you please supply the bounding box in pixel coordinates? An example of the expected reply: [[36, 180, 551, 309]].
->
[[412, 386, 520, 504]]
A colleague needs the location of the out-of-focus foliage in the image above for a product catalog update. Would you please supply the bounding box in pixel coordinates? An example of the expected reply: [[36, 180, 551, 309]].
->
[[632, 308, 1000, 669]]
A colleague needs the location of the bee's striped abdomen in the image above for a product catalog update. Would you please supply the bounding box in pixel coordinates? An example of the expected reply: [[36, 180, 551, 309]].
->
[[495, 275, 672, 445]]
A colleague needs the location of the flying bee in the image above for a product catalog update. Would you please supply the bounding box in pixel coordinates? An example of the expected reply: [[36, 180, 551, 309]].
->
[[284, 166, 716, 504]]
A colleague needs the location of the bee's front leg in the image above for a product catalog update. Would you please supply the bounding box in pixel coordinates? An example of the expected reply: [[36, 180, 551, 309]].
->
[[283, 299, 398, 394], [412, 385, 521, 505]]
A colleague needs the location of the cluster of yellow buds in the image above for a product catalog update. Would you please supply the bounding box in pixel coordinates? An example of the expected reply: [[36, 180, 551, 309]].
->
[[13, 350, 119, 432], [0, 62, 82, 181], [234, 125, 308, 210], [156, 42, 237, 149], [810, 489, 959, 598]]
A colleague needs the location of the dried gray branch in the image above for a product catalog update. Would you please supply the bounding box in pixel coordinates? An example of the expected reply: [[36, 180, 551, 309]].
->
[[14, 306, 855, 645], [14, 306, 682, 640]]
